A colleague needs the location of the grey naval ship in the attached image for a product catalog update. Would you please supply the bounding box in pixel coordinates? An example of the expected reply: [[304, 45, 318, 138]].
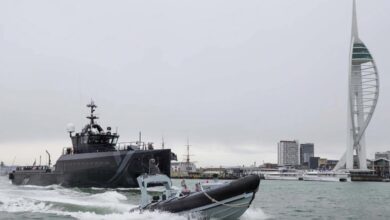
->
[[9, 101, 176, 188]]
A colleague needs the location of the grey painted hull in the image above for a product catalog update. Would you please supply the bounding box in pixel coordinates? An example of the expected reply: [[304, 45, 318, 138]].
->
[[186, 193, 255, 219], [10, 149, 171, 188]]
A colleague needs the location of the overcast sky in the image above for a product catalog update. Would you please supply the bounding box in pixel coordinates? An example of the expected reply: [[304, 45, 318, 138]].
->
[[0, 0, 389, 167]]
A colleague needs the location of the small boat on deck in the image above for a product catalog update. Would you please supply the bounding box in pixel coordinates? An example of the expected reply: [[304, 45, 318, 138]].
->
[[132, 171, 260, 219]]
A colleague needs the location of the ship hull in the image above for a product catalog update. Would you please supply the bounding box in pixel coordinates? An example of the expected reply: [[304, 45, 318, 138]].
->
[[10, 149, 171, 188]]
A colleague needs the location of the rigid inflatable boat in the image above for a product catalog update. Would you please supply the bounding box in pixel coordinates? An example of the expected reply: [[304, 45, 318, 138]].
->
[[133, 173, 260, 219]]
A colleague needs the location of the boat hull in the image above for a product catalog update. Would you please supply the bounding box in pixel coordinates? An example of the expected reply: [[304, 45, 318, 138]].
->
[[264, 176, 300, 181], [302, 172, 349, 182], [146, 175, 260, 219], [10, 149, 171, 188], [186, 192, 255, 219], [263, 173, 302, 181]]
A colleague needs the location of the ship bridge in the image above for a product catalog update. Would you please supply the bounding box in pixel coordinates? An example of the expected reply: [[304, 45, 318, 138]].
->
[[68, 101, 119, 154]]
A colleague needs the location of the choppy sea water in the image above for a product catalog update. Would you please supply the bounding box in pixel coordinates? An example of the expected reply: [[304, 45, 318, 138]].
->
[[0, 176, 389, 220]]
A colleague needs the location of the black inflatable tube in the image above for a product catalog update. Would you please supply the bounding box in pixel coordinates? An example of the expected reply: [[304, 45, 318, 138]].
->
[[148, 175, 260, 213]]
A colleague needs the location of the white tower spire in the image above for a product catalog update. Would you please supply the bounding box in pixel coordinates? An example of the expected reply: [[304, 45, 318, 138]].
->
[[351, 0, 359, 38], [334, 0, 379, 171]]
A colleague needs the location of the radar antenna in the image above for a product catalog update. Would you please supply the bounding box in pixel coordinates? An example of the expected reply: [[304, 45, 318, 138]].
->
[[86, 100, 98, 125]]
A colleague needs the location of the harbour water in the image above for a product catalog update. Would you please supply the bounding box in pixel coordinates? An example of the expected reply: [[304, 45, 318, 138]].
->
[[0, 176, 389, 219]]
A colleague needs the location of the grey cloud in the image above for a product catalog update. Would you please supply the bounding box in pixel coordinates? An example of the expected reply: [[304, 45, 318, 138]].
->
[[0, 0, 389, 166]]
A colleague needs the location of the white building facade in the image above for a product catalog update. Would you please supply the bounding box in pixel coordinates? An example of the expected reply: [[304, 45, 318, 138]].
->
[[278, 140, 299, 166], [171, 162, 197, 176]]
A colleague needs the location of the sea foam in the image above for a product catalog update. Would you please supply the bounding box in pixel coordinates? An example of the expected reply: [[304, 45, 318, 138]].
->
[[0, 176, 268, 219]]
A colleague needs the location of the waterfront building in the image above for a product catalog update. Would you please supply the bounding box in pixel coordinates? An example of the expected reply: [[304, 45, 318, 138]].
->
[[260, 163, 278, 169], [335, 0, 380, 171], [367, 159, 374, 169], [171, 161, 197, 177], [326, 160, 339, 170], [308, 157, 339, 170], [300, 143, 314, 166], [278, 140, 299, 166], [373, 159, 390, 177], [375, 151, 390, 160], [309, 157, 320, 170], [319, 158, 328, 169]]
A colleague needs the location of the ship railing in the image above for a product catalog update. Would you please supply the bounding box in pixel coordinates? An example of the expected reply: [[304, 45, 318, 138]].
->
[[16, 165, 50, 172], [116, 142, 142, 151]]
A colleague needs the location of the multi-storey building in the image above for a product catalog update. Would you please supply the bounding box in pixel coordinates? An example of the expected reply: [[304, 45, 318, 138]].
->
[[300, 143, 314, 166], [309, 157, 320, 170], [278, 140, 299, 166]]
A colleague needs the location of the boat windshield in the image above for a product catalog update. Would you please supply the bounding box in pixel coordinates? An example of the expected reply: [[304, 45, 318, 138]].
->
[[111, 137, 118, 144], [87, 135, 118, 145]]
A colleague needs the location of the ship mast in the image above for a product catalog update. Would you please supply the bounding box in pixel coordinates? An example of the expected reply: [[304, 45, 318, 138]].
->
[[184, 137, 194, 164], [162, 136, 165, 149], [186, 138, 190, 163], [86, 101, 98, 125]]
